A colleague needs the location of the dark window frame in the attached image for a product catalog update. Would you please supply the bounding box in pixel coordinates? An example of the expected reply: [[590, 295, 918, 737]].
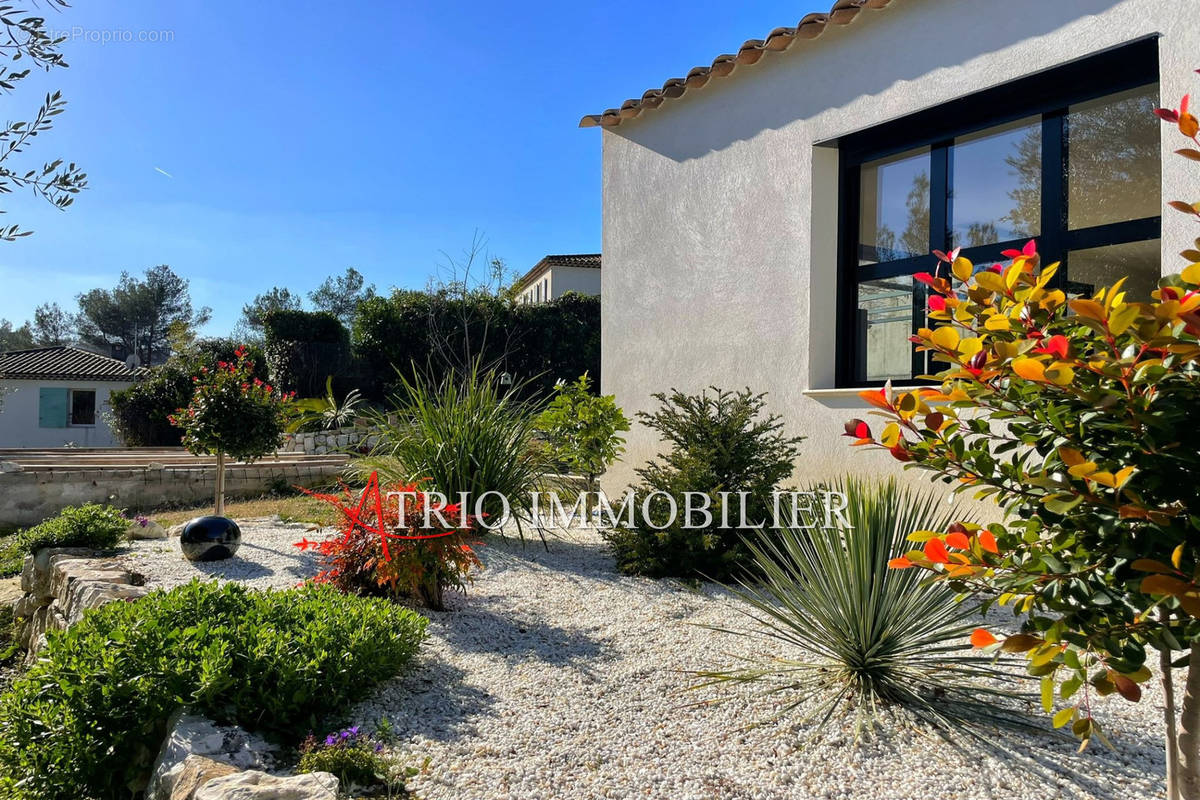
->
[[836, 38, 1161, 388]]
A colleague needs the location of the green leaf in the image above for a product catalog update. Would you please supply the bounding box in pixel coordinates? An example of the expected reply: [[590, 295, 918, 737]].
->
[[1041, 676, 1055, 713], [1043, 494, 1085, 515]]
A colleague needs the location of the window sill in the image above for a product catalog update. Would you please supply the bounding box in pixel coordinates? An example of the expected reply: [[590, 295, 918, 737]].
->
[[803, 386, 926, 399]]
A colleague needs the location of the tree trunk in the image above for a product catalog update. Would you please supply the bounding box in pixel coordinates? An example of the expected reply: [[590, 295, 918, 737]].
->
[[214, 451, 226, 516], [1179, 643, 1200, 800], [1165, 642, 1181, 800]]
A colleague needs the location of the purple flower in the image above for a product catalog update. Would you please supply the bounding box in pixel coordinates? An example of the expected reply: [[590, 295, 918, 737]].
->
[[324, 734, 337, 746], [374, 742, 384, 753], [347, 726, 360, 737]]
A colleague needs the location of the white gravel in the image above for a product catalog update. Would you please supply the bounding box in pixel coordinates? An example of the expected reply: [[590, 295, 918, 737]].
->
[[121, 520, 1166, 800]]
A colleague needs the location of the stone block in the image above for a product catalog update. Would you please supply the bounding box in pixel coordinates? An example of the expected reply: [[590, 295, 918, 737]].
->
[[49, 558, 138, 602], [149, 711, 277, 800], [21, 548, 94, 599], [11, 592, 45, 620], [194, 770, 338, 800], [129, 519, 169, 540], [25, 602, 67, 657], [165, 756, 240, 800], [61, 580, 149, 625]]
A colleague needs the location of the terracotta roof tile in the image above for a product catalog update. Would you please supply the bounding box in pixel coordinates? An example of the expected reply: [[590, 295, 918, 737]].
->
[[580, 0, 898, 128], [0, 346, 149, 381]]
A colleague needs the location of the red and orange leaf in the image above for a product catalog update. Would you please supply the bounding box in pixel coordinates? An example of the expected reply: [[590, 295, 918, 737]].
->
[[945, 531, 971, 550], [924, 538, 950, 564], [970, 629, 998, 649]]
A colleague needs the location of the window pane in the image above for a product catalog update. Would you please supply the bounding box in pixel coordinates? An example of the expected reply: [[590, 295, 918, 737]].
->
[[950, 116, 1041, 248], [1066, 239, 1161, 302], [70, 390, 96, 426], [859, 147, 930, 265], [1067, 85, 1160, 230], [856, 277, 913, 382]]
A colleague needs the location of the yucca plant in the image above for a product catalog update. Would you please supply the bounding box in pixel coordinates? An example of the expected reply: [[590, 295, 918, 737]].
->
[[350, 361, 561, 541], [288, 376, 365, 433], [695, 476, 1029, 740]]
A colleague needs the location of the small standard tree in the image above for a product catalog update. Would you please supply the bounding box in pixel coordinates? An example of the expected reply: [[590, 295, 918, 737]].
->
[[845, 85, 1200, 800], [535, 373, 630, 507], [170, 346, 293, 515]]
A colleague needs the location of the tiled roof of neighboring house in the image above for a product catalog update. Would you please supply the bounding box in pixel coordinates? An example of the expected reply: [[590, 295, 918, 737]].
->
[[580, 0, 898, 128], [515, 253, 602, 292], [0, 346, 149, 381]]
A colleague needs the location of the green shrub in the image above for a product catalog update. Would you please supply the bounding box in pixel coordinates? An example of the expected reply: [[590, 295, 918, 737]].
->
[[353, 363, 560, 538], [695, 477, 1027, 739], [0, 581, 427, 800], [534, 373, 629, 501], [0, 536, 23, 578], [16, 503, 126, 554], [0, 605, 17, 666], [604, 387, 803, 580]]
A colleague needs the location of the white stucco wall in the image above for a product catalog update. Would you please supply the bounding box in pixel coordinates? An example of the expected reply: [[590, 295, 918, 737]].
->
[[0, 379, 131, 448], [518, 267, 601, 303], [548, 266, 601, 299], [599, 0, 1200, 493]]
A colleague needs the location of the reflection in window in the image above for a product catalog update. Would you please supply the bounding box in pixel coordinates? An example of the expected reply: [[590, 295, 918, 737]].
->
[[1068, 85, 1161, 230], [856, 276, 913, 382], [859, 148, 930, 265], [951, 116, 1041, 248], [1067, 239, 1161, 303]]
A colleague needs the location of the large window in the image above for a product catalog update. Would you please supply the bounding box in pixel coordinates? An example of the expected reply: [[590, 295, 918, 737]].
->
[[837, 40, 1161, 386]]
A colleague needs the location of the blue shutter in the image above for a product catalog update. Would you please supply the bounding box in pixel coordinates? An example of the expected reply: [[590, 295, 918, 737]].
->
[[38, 387, 69, 428]]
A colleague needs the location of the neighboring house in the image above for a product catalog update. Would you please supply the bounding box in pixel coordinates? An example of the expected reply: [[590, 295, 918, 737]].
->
[[514, 254, 601, 304], [583, 0, 1194, 488], [0, 347, 146, 448]]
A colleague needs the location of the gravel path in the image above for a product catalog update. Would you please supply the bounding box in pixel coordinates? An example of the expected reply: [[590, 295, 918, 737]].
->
[[123, 521, 1166, 800]]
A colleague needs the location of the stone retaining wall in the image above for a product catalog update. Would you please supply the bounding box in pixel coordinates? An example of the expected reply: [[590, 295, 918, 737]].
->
[[13, 547, 149, 660], [0, 461, 345, 528], [279, 425, 379, 455]]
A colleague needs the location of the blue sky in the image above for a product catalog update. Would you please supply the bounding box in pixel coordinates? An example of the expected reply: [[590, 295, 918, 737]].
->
[[0, 0, 819, 335]]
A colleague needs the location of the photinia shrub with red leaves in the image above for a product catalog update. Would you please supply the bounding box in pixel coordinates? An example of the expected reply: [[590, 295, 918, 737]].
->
[[297, 477, 483, 611], [844, 80, 1200, 797]]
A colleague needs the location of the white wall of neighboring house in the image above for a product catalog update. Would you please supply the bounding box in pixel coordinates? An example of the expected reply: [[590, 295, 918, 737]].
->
[[0, 378, 131, 448], [545, 266, 601, 299], [518, 267, 601, 304], [598, 0, 1200, 491]]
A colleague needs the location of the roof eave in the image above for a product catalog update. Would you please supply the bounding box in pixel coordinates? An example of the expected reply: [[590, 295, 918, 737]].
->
[[578, 0, 897, 129]]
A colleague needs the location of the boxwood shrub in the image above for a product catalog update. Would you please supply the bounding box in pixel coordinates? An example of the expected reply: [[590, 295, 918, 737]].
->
[[0, 581, 427, 800], [14, 503, 127, 555]]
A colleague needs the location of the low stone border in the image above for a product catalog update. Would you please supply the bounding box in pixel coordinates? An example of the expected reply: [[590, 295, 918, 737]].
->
[[13, 547, 149, 661]]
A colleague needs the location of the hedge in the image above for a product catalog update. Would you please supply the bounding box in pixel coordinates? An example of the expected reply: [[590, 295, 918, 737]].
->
[[352, 290, 600, 399], [262, 309, 352, 398]]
